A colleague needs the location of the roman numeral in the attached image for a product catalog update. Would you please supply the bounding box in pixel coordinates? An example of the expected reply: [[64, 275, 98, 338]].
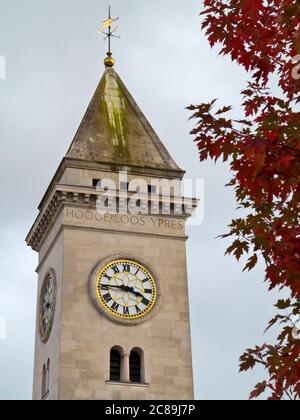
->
[[113, 266, 120, 274], [135, 306, 142, 314], [144, 289, 152, 295], [111, 302, 119, 312], [142, 278, 149, 284], [141, 297, 150, 306], [100, 285, 109, 291], [104, 275, 112, 282], [123, 264, 131, 273], [123, 307, 130, 315], [103, 293, 112, 303]]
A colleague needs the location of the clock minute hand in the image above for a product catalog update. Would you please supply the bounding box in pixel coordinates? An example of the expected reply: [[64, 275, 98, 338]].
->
[[105, 284, 144, 298], [105, 284, 126, 291]]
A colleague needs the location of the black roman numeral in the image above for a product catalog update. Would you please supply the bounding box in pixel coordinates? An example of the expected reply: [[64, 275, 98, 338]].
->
[[123, 264, 131, 273], [113, 266, 120, 274], [135, 306, 142, 314], [141, 297, 150, 306], [142, 278, 149, 284], [111, 302, 119, 312], [101, 284, 109, 291], [103, 293, 112, 303], [123, 307, 130, 315], [144, 289, 152, 295]]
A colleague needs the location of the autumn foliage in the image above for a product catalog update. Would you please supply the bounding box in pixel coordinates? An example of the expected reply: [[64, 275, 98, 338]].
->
[[188, 0, 300, 399]]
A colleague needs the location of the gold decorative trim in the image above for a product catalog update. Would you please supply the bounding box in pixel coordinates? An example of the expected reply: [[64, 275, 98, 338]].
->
[[88, 254, 162, 326], [95, 259, 157, 320]]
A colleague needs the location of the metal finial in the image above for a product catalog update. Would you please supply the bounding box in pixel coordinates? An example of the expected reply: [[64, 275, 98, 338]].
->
[[98, 6, 120, 67]]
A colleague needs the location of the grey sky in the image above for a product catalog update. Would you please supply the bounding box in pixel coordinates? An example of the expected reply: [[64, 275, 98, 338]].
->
[[0, 0, 279, 400]]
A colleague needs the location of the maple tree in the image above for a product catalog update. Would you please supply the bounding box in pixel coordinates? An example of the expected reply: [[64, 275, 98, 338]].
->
[[188, 0, 300, 400]]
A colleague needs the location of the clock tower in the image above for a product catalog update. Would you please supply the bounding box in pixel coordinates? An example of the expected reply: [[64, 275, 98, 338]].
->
[[26, 54, 196, 400]]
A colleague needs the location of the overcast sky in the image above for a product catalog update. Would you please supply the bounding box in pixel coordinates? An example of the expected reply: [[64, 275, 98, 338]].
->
[[0, 0, 280, 400]]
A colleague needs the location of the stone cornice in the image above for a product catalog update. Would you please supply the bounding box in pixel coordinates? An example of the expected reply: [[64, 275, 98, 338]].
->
[[26, 184, 198, 252], [38, 157, 185, 212]]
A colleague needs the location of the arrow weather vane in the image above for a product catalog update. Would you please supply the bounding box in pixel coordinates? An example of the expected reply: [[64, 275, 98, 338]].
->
[[98, 6, 120, 67]]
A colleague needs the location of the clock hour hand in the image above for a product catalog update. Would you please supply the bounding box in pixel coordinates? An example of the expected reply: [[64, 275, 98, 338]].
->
[[121, 286, 144, 299], [102, 284, 144, 298], [127, 287, 144, 298]]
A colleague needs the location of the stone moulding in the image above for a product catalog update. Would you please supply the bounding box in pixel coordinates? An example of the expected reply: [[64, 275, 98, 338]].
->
[[26, 184, 198, 252]]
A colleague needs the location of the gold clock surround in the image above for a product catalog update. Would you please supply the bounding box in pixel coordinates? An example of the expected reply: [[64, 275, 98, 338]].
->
[[89, 255, 162, 326]]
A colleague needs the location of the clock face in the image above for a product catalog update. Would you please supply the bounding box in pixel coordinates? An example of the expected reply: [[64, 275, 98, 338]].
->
[[39, 271, 56, 343], [95, 259, 157, 321]]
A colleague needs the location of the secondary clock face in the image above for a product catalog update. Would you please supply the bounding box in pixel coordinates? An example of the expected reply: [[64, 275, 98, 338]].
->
[[39, 271, 56, 343], [95, 259, 157, 321]]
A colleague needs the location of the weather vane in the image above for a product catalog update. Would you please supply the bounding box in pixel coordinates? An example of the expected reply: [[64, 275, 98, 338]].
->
[[98, 6, 120, 68]]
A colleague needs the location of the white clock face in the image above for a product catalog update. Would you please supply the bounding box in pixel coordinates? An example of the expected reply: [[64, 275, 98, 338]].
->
[[39, 271, 56, 343], [95, 259, 157, 321]]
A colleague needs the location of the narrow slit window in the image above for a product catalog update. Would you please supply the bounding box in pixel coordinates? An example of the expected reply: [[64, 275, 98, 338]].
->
[[42, 364, 46, 399], [120, 182, 129, 192], [41, 359, 50, 400], [93, 179, 102, 189], [148, 185, 157, 194]]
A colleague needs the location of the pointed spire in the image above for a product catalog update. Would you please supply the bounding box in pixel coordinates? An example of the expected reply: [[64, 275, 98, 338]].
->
[[66, 68, 183, 175]]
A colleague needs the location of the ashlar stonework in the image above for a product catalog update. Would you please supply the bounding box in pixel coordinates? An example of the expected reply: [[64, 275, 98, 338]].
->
[[26, 66, 196, 401]]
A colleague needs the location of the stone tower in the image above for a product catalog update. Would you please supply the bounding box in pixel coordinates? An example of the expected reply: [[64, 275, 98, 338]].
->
[[26, 63, 196, 400]]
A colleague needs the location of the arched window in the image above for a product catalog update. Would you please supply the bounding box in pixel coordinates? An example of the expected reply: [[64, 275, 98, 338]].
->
[[130, 350, 142, 383], [42, 364, 47, 399], [41, 359, 50, 399], [46, 359, 50, 394], [110, 348, 121, 382]]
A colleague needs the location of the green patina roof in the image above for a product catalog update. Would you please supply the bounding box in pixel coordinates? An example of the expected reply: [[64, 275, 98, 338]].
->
[[66, 68, 182, 173]]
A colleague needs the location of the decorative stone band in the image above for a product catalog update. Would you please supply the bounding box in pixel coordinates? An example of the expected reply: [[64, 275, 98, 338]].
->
[[26, 184, 198, 252]]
